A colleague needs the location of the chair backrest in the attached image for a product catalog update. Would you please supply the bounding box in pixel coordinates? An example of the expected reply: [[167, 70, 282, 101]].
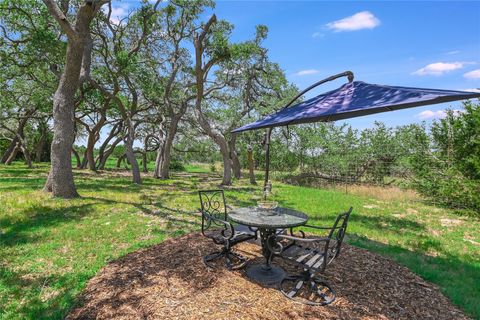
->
[[325, 207, 352, 263], [198, 190, 228, 233]]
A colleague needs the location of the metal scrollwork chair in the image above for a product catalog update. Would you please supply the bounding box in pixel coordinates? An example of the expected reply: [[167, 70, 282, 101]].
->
[[199, 190, 257, 270], [270, 207, 352, 305]]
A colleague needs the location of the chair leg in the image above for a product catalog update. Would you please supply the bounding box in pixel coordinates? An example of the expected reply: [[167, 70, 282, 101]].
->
[[203, 250, 225, 268], [225, 251, 248, 270], [309, 276, 336, 305], [281, 275, 305, 298], [204, 248, 248, 270], [280, 273, 336, 306]]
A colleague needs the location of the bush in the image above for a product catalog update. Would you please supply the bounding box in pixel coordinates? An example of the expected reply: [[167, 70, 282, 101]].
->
[[410, 101, 480, 214], [0, 139, 9, 159], [169, 158, 185, 171]]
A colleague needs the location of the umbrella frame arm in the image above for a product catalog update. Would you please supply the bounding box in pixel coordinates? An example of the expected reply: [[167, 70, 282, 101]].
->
[[282, 71, 354, 110], [263, 71, 354, 197]]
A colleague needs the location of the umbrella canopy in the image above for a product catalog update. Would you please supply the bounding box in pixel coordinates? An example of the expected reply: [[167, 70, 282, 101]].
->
[[233, 81, 480, 133]]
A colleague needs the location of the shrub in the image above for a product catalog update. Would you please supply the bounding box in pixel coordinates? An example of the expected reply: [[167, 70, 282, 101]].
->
[[410, 101, 480, 214], [169, 158, 185, 171]]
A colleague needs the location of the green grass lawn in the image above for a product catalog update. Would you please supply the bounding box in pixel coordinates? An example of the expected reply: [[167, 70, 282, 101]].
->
[[0, 162, 479, 319]]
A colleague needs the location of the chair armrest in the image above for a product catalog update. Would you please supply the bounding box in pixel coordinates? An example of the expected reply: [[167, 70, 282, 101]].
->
[[200, 209, 235, 241], [267, 234, 329, 255], [289, 227, 305, 238], [303, 224, 333, 230], [276, 234, 330, 243]]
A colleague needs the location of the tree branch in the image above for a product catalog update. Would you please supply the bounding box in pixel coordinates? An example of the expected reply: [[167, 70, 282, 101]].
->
[[42, 0, 77, 39]]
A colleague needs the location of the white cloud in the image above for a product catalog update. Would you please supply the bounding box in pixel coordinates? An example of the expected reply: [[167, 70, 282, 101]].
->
[[412, 62, 465, 76], [295, 69, 320, 76], [464, 69, 480, 80], [462, 88, 480, 93], [312, 32, 324, 38], [446, 50, 460, 55], [326, 11, 380, 32], [417, 110, 446, 119], [417, 109, 463, 120]]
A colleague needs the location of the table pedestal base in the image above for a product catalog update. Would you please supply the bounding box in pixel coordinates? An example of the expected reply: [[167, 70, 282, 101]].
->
[[245, 264, 285, 287]]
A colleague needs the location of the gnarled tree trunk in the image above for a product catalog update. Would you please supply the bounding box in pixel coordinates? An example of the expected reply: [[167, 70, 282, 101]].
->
[[153, 132, 165, 178], [45, 53, 81, 197], [142, 133, 158, 173], [193, 14, 233, 185], [80, 150, 88, 169], [159, 129, 174, 178], [95, 121, 123, 170], [84, 127, 102, 171], [219, 141, 233, 185], [124, 118, 141, 184], [35, 125, 47, 163], [43, 0, 105, 197], [97, 134, 123, 170], [19, 139, 32, 168], [1, 109, 34, 164], [247, 145, 256, 185], [229, 134, 241, 179], [116, 154, 126, 168], [5, 143, 20, 165], [72, 148, 82, 168], [1, 137, 19, 164], [156, 115, 180, 179]]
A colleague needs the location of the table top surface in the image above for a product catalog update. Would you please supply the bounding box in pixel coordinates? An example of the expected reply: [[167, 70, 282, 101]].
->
[[228, 207, 308, 229]]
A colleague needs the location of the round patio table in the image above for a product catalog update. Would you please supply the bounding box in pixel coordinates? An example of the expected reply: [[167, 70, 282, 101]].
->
[[228, 207, 308, 286]]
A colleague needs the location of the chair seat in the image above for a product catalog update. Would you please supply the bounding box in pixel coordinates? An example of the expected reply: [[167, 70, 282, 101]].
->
[[231, 232, 256, 245], [234, 223, 257, 236], [281, 243, 326, 272], [206, 228, 255, 246]]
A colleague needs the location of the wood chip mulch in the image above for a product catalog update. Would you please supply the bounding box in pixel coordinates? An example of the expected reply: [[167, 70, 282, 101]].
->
[[67, 233, 469, 320]]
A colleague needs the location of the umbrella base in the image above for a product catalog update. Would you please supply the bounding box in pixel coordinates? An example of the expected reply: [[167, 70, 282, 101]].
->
[[245, 264, 285, 287]]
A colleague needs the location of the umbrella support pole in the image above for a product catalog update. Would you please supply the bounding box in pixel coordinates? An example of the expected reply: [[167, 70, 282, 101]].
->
[[263, 128, 272, 200]]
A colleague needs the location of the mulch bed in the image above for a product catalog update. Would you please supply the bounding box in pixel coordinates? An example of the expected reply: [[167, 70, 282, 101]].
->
[[67, 233, 469, 320]]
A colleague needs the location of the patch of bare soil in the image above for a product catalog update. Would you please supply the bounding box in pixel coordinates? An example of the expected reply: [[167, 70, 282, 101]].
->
[[67, 233, 469, 320]]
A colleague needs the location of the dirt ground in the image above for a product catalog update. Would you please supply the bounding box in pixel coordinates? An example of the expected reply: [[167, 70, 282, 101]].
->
[[67, 233, 469, 320]]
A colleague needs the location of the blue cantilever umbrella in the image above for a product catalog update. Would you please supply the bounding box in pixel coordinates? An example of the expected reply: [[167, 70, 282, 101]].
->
[[231, 71, 480, 193]]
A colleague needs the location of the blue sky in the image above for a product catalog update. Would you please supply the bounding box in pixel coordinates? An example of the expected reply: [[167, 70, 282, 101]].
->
[[110, 0, 480, 130]]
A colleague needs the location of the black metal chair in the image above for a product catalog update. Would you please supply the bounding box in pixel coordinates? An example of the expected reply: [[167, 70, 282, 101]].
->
[[270, 207, 353, 305], [199, 190, 257, 270]]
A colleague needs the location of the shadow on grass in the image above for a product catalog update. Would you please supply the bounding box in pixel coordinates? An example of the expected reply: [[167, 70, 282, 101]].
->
[[76, 180, 141, 193], [0, 167, 46, 176], [320, 213, 427, 237], [226, 195, 256, 208], [0, 203, 96, 247], [0, 177, 46, 192], [80, 196, 201, 234], [0, 264, 88, 320], [348, 234, 480, 319], [137, 203, 200, 229]]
